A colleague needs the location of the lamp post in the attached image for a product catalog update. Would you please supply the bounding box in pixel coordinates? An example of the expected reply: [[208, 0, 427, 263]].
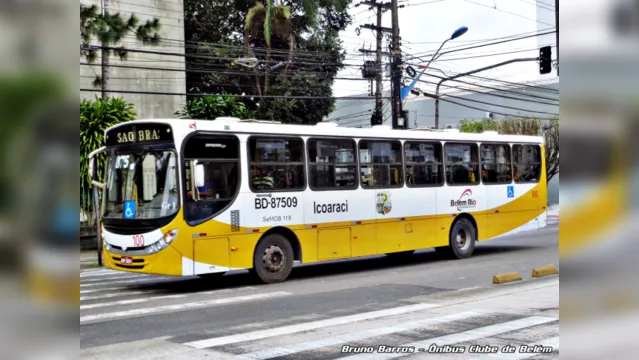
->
[[400, 26, 468, 102]]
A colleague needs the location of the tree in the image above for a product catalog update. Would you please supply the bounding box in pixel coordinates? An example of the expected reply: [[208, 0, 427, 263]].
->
[[175, 96, 257, 119], [80, 96, 136, 219], [80, 4, 161, 92], [459, 117, 559, 182], [183, 0, 352, 124]]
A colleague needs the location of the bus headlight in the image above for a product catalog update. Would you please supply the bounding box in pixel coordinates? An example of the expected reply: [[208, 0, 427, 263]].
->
[[146, 229, 178, 254]]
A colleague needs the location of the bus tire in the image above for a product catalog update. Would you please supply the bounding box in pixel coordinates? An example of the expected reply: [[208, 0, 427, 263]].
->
[[253, 233, 294, 284], [448, 218, 476, 259]]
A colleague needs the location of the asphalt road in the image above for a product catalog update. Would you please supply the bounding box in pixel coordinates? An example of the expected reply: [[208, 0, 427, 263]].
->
[[80, 225, 558, 358]]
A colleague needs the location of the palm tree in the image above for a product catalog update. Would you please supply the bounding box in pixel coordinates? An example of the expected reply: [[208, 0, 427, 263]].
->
[[245, 1, 293, 107]]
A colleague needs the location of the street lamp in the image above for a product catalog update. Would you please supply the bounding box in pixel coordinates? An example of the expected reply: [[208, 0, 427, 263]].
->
[[400, 26, 468, 102]]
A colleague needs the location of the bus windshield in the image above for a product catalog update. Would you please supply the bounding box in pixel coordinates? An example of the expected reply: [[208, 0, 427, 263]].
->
[[103, 149, 179, 220]]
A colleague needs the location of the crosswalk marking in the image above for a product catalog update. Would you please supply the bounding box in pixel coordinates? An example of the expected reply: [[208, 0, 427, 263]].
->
[[183, 303, 441, 349], [81, 286, 148, 294], [80, 294, 189, 310], [80, 276, 175, 288], [340, 316, 558, 360], [80, 291, 292, 324], [81, 274, 156, 283], [236, 311, 487, 360], [471, 336, 559, 359], [80, 291, 148, 301]]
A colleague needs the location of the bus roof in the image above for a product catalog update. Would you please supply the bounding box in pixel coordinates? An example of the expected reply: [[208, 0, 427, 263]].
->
[[108, 117, 544, 144]]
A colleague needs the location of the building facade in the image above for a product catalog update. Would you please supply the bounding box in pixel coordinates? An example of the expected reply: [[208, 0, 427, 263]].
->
[[80, 0, 186, 119]]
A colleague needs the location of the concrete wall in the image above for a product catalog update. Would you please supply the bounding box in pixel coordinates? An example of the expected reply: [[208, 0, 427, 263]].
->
[[80, 0, 186, 119]]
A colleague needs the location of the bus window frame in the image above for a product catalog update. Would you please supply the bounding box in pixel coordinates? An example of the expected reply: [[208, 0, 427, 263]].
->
[[246, 134, 308, 193], [403, 140, 445, 188], [479, 142, 514, 185], [306, 136, 359, 192], [512, 143, 542, 184], [358, 138, 404, 189], [180, 131, 243, 227], [443, 141, 481, 187]]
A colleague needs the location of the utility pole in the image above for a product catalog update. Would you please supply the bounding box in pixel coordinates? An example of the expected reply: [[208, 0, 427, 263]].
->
[[101, 0, 110, 99], [390, 0, 404, 129], [358, 1, 391, 126]]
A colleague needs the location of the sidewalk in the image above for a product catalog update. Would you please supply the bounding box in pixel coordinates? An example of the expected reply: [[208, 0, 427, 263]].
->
[[81, 251, 101, 269]]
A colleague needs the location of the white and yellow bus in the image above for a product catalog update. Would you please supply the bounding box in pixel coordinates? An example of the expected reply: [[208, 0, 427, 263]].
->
[[88, 117, 549, 283]]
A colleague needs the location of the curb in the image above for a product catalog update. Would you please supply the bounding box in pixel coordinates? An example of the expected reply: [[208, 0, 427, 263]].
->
[[492, 272, 522, 284], [532, 265, 559, 278]]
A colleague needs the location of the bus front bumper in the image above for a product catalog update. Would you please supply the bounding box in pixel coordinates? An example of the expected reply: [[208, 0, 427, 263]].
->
[[103, 244, 184, 276]]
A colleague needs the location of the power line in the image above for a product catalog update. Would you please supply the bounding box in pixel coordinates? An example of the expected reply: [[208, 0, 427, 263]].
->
[[416, 78, 559, 106], [418, 89, 558, 117], [463, 0, 555, 27], [80, 88, 387, 101], [417, 88, 558, 120], [405, 30, 556, 63]]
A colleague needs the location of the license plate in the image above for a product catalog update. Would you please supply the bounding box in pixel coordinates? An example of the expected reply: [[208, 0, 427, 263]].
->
[[121, 256, 133, 264]]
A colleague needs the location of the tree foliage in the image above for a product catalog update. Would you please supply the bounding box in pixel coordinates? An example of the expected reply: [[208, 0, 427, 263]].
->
[[459, 117, 559, 182], [175, 96, 257, 120], [184, 0, 352, 125], [80, 96, 136, 216], [80, 4, 162, 87]]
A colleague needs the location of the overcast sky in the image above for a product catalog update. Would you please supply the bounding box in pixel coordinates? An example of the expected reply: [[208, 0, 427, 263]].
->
[[332, 0, 558, 98]]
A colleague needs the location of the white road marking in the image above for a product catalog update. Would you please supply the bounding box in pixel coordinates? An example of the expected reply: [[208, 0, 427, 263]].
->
[[80, 291, 148, 301], [81, 294, 188, 310], [79, 286, 257, 302], [80, 292, 292, 324], [81, 274, 156, 283], [237, 311, 486, 360], [471, 336, 559, 359], [340, 316, 559, 360], [80, 276, 175, 288], [182, 303, 441, 349], [80, 269, 123, 277], [81, 286, 142, 294]]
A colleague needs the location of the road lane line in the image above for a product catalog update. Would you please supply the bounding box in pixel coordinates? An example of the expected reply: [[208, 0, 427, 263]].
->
[[340, 316, 559, 360], [183, 303, 441, 349], [237, 311, 487, 360], [471, 336, 559, 359], [80, 277, 176, 288], [80, 291, 148, 301], [80, 291, 292, 324], [81, 274, 157, 283], [81, 294, 189, 310]]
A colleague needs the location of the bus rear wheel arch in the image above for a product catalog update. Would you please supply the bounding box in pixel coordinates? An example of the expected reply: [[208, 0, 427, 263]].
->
[[436, 215, 477, 259], [252, 231, 296, 284]]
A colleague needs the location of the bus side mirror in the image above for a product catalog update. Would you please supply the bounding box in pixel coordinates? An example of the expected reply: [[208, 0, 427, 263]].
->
[[194, 164, 205, 188], [89, 146, 106, 189]]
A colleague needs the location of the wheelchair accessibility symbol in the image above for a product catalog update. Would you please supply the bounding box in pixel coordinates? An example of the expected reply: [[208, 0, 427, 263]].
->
[[507, 186, 514, 198], [124, 200, 136, 219]]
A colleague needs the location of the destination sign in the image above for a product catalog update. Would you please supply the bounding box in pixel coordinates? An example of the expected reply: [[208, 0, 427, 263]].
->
[[105, 123, 173, 146]]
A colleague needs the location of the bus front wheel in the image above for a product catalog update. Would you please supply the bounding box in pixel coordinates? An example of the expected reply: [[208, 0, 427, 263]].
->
[[437, 218, 476, 259], [253, 233, 294, 284]]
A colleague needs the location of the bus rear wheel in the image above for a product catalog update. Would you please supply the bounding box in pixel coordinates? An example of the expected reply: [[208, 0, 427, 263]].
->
[[438, 218, 476, 259], [253, 233, 294, 284]]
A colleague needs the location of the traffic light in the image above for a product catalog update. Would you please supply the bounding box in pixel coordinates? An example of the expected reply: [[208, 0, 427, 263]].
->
[[370, 109, 383, 126], [539, 46, 552, 74]]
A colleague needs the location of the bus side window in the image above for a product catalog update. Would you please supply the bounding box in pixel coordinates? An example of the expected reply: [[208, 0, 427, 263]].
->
[[359, 140, 403, 188], [404, 141, 443, 187], [249, 137, 306, 192], [513, 144, 541, 183], [444, 143, 479, 186], [480, 143, 512, 184]]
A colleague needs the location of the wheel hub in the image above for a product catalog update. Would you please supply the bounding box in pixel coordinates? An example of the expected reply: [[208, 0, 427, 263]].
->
[[456, 229, 469, 250], [263, 245, 286, 273]]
